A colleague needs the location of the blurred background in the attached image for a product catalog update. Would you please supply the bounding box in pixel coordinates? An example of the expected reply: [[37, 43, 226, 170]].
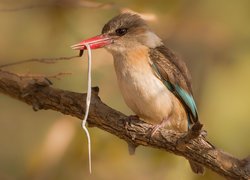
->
[[0, 0, 250, 179]]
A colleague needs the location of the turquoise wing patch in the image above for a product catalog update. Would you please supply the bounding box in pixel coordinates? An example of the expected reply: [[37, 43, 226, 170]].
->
[[173, 84, 198, 120], [162, 81, 198, 121], [150, 61, 198, 125]]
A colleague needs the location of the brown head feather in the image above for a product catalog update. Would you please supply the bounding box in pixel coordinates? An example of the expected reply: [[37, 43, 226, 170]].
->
[[102, 13, 147, 34]]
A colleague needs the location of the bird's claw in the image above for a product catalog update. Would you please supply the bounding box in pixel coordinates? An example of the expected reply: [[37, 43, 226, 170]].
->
[[145, 124, 161, 139]]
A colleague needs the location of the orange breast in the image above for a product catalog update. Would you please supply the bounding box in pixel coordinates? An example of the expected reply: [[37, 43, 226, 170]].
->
[[113, 45, 188, 132]]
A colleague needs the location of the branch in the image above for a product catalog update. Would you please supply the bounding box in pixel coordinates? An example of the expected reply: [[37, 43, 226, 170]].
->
[[0, 1, 115, 12], [0, 69, 249, 179]]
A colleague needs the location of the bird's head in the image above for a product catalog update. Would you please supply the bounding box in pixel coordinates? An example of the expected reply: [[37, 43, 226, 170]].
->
[[71, 13, 162, 54]]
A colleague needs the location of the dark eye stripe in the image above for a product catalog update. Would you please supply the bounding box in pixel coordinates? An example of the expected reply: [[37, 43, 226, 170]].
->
[[115, 28, 128, 36]]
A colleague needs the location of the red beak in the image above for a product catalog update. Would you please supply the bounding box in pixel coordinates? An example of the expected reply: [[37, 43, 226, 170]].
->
[[71, 34, 113, 50]]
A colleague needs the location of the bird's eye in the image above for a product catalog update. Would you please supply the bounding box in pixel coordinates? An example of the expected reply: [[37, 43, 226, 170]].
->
[[115, 28, 128, 36]]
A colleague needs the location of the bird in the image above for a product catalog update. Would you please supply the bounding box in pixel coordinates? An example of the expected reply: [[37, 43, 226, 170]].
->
[[71, 13, 204, 174]]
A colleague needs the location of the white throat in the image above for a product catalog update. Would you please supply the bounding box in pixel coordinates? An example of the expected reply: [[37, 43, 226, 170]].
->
[[143, 31, 163, 48]]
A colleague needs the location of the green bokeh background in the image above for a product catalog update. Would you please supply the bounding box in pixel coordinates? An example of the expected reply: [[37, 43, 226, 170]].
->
[[0, 0, 250, 179]]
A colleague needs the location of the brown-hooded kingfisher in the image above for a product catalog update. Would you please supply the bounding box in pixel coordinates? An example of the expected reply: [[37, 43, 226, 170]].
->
[[71, 13, 204, 174]]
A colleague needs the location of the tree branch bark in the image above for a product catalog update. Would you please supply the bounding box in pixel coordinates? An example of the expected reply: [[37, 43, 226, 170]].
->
[[0, 69, 249, 180]]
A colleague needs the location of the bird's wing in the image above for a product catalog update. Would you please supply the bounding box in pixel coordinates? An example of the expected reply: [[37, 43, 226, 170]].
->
[[149, 45, 198, 127]]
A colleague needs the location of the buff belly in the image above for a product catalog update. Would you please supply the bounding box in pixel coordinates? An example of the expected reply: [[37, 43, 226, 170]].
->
[[113, 50, 188, 132]]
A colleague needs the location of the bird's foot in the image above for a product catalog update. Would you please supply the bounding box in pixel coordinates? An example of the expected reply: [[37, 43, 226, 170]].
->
[[146, 118, 170, 139], [148, 124, 161, 138]]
